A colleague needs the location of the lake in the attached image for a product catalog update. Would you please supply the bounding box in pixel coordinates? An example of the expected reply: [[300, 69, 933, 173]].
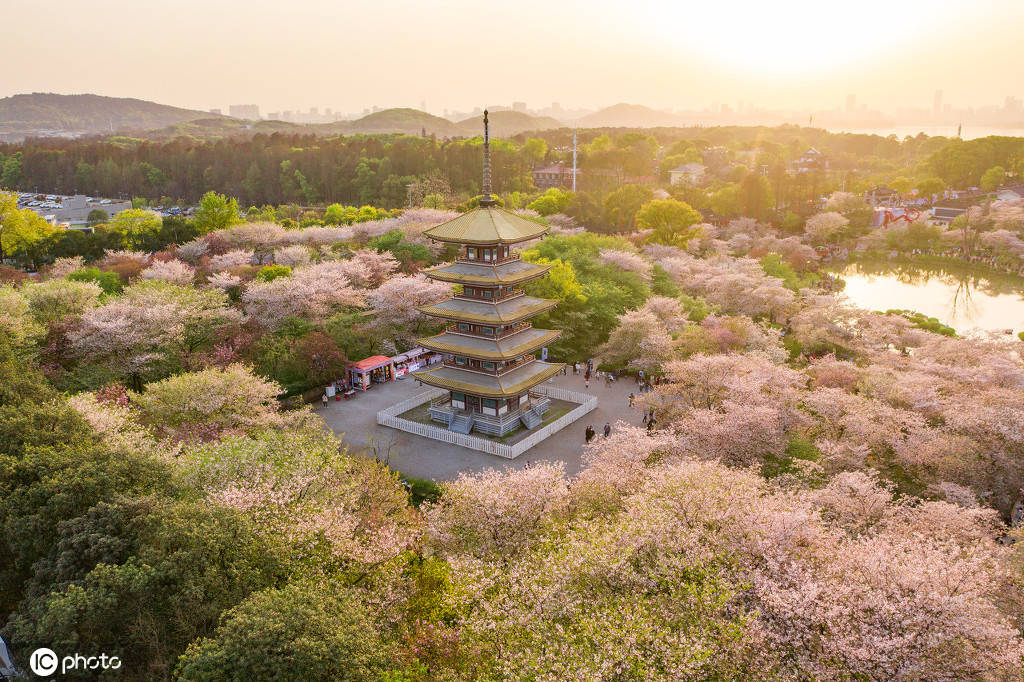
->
[[833, 261, 1024, 335]]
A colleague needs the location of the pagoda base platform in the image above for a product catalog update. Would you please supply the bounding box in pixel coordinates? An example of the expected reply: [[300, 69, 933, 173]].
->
[[427, 392, 550, 436], [377, 386, 597, 459]]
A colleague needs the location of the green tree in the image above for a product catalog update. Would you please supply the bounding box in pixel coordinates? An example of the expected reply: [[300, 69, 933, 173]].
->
[[194, 191, 242, 233], [709, 184, 740, 217], [527, 188, 572, 216], [255, 264, 292, 282], [108, 208, 162, 248], [637, 198, 703, 247], [916, 177, 946, 197], [980, 165, 1006, 192], [86, 208, 109, 226], [523, 137, 548, 168], [0, 193, 63, 268], [603, 185, 653, 232], [176, 581, 398, 681], [1, 152, 23, 188]]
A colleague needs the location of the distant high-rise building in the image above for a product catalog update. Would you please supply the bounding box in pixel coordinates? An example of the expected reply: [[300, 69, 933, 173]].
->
[[267, 112, 280, 120], [512, 101, 527, 113], [229, 104, 260, 120], [420, 99, 427, 112], [1005, 96, 1022, 113], [846, 94, 856, 113], [209, 108, 222, 116], [933, 90, 943, 115]]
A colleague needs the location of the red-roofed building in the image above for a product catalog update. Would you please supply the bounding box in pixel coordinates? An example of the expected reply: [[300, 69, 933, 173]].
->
[[532, 162, 576, 189]]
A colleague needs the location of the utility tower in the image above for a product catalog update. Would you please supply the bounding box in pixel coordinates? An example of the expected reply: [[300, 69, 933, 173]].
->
[[572, 127, 578, 193]]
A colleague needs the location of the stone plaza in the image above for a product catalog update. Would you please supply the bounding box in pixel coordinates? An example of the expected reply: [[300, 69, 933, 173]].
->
[[319, 371, 645, 481]]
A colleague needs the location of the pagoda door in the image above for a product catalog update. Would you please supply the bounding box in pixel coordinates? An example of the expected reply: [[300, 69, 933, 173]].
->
[[465, 395, 480, 412]]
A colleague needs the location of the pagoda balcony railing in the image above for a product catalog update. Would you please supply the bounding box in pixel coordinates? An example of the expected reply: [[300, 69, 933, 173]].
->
[[445, 321, 532, 338], [454, 288, 524, 302], [442, 354, 536, 375], [455, 255, 520, 266]]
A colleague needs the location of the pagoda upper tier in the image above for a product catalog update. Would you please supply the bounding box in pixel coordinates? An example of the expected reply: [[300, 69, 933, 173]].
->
[[421, 205, 549, 244], [418, 295, 558, 325]]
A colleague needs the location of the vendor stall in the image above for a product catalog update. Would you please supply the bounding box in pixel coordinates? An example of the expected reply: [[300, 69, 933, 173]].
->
[[348, 355, 395, 391], [392, 347, 430, 377]]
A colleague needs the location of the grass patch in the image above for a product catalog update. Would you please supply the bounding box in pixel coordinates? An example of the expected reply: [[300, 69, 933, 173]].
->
[[397, 473, 442, 507], [762, 436, 822, 479]]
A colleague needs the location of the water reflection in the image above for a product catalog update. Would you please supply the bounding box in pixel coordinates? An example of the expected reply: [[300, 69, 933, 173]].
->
[[833, 260, 1024, 334]]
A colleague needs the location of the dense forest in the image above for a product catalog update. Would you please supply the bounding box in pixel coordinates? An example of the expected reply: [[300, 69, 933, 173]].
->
[[4, 126, 1024, 214]]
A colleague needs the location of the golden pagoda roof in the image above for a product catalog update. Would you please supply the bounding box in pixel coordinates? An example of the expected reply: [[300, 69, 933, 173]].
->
[[418, 295, 557, 324], [424, 260, 551, 286], [417, 327, 560, 361], [422, 206, 550, 245], [412, 360, 564, 398]]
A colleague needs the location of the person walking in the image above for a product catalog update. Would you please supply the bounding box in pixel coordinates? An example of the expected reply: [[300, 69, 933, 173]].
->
[[321, 393, 329, 409], [647, 417, 656, 433], [585, 425, 595, 443], [628, 392, 635, 407], [585, 378, 590, 390], [603, 422, 611, 438], [642, 410, 649, 425]]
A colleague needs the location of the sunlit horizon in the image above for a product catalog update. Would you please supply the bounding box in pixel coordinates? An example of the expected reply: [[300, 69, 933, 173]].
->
[[3, 0, 1024, 115]]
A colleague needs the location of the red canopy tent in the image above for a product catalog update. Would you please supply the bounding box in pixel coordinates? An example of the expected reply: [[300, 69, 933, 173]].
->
[[347, 355, 394, 391]]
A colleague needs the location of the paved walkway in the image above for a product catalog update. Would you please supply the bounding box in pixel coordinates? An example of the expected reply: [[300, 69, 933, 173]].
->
[[318, 372, 645, 481]]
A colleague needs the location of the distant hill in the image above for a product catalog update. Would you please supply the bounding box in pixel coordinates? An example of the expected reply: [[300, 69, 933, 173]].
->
[[454, 110, 564, 137], [578, 103, 684, 128], [0, 93, 224, 141], [142, 117, 304, 141], [342, 108, 459, 136]]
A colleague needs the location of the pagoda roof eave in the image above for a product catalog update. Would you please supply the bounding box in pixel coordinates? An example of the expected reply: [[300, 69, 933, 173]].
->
[[424, 262, 552, 286], [416, 328, 560, 361], [411, 361, 564, 398], [422, 205, 550, 245], [417, 296, 558, 324]]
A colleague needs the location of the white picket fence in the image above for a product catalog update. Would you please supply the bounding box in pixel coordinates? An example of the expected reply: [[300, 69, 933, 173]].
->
[[377, 386, 597, 459]]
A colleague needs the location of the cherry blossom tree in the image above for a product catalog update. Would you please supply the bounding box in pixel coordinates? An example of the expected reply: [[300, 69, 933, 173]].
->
[[140, 259, 196, 285], [364, 275, 451, 327], [804, 211, 850, 244], [209, 249, 255, 271], [20, 278, 103, 325], [241, 262, 364, 330], [131, 363, 307, 441], [597, 248, 652, 279], [273, 245, 313, 267]]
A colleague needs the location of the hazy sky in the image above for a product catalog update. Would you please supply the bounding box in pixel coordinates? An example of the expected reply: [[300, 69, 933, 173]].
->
[[4, 0, 1024, 115]]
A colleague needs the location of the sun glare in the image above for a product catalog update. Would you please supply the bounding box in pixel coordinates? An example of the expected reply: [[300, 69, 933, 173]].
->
[[668, 1, 947, 75]]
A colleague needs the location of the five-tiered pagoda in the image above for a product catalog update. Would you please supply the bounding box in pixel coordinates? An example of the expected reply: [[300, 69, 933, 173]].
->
[[413, 111, 565, 436]]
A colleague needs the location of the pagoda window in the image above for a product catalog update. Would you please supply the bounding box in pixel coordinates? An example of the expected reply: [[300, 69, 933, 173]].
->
[[464, 287, 475, 296], [455, 356, 467, 366], [467, 247, 476, 259], [482, 289, 492, 298], [451, 392, 466, 409], [482, 361, 496, 371], [481, 326, 495, 335], [482, 398, 498, 416], [483, 249, 492, 261], [502, 245, 509, 258], [457, 323, 470, 332]]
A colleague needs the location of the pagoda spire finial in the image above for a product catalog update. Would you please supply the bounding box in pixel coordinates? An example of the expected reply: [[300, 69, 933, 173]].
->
[[480, 109, 495, 206]]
